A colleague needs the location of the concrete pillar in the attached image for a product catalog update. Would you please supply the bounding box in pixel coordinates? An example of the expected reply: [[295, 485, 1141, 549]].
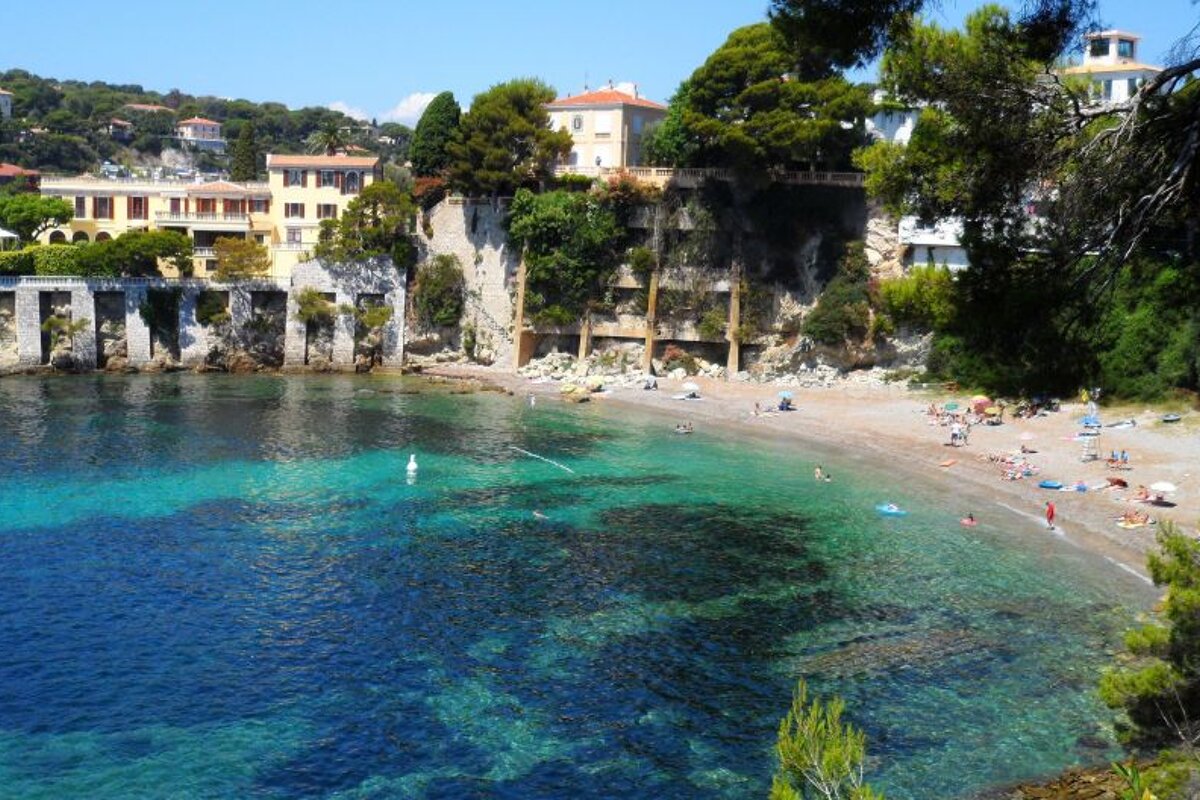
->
[[642, 270, 659, 374], [380, 283, 406, 367], [15, 287, 41, 366], [70, 285, 97, 369], [125, 286, 151, 365], [332, 291, 355, 365], [282, 288, 307, 366], [177, 284, 207, 366], [726, 276, 741, 378], [576, 313, 592, 373]]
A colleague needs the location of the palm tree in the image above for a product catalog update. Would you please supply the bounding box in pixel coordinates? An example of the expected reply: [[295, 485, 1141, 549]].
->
[[307, 121, 347, 156]]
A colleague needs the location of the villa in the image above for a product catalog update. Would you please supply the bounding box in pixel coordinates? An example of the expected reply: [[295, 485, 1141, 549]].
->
[[547, 81, 667, 172], [176, 117, 226, 152], [36, 152, 381, 278], [1059, 30, 1161, 105], [0, 88, 11, 120]]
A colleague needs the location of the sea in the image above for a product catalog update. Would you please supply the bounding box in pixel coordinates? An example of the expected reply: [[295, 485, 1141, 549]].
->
[[0, 374, 1156, 799]]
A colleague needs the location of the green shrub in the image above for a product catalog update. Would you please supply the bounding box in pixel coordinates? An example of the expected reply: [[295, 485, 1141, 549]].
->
[[31, 244, 82, 276], [553, 173, 596, 192], [195, 290, 230, 326], [628, 246, 656, 282], [697, 306, 727, 340], [294, 287, 336, 325], [803, 243, 873, 346], [0, 249, 35, 275], [660, 343, 698, 374], [413, 253, 465, 328], [880, 264, 957, 331]]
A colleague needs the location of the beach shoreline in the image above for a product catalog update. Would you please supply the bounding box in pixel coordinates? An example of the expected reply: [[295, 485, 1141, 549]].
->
[[424, 363, 1198, 581]]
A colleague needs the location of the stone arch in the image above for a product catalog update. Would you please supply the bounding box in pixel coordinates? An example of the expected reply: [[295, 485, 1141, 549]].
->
[[49, 230, 66, 244], [95, 232, 112, 242], [72, 231, 89, 243]]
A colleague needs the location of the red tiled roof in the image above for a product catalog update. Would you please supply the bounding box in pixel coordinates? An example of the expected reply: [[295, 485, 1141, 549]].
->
[[0, 88, 12, 96], [179, 117, 221, 126], [547, 89, 666, 111], [266, 154, 379, 168], [0, 163, 38, 178], [109, 118, 133, 126]]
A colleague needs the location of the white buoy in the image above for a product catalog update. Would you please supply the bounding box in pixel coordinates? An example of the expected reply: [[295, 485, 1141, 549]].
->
[[406, 454, 418, 475]]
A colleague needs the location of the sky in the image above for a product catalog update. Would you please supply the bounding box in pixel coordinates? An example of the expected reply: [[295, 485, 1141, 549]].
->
[[0, 0, 1194, 125]]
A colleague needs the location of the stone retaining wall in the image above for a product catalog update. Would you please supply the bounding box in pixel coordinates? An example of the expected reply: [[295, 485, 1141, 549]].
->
[[0, 258, 405, 372]]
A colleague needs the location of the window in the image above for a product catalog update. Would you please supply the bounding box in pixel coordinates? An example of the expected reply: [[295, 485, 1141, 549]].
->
[[571, 114, 584, 132], [320, 170, 334, 187], [286, 227, 302, 244], [205, 259, 218, 273], [254, 234, 266, 245], [285, 203, 305, 218], [74, 196, 86, 218], [128, 196, 148, 220], [317, 203, 338, 220], [285, 168, 305, 187], [1102, 79, 1113, 100], [196, 198, 216, 215], [344, 172, 360, 193], [94, 196, 114, 219], [251, 198, 269, 213], [169, 198, 182, 215], [1118, 39, 1134, 59], [594, 112, 612, 136], [1128, 78, 1141, 97], [1089, 38, 1109, 58]]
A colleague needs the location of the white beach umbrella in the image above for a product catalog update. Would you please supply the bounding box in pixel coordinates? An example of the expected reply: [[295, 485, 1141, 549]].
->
[[681, 381, 700, 393], [1149, 481, 1178, 494]]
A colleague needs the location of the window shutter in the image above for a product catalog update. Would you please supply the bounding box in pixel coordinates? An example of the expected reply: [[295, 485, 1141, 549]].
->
[[301, 170, 308, 188], [126, 196, 132, 218], [334, 171, 343, 190]]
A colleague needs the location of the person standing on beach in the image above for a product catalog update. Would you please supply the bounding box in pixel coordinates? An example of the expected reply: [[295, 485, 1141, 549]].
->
[[814, 465, 823, 481], [1045, 501, 1056, 530]]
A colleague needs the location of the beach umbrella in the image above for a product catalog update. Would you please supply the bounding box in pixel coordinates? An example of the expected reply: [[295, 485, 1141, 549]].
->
[[778, 390, 794, 400], [971, 395, 992, 412], [1149, 481, 1178, 494], [681, 381, 700, 393], [1019, 432, 1036, 441], [1081, 415, 1101, 427], [944, 402, 960, 411], [984, 406, 1000, 416]]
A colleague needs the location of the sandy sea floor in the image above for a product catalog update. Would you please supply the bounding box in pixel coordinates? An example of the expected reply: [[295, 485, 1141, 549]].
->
[[427, 364, 1200, 583]]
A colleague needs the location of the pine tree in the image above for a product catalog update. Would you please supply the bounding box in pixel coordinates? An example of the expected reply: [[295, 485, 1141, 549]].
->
[[230, 122, 259, 182], [409, 91, 460, 177]]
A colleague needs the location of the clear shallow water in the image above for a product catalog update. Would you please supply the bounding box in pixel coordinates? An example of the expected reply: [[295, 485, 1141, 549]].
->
[[0, 374, 1153, 799]]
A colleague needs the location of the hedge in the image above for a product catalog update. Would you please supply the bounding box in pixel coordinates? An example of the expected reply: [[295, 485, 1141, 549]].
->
[[0, 249, 35, 275]]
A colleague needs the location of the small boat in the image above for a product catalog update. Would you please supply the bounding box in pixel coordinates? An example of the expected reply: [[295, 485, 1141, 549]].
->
[[875, 503, 908, 517], [1038, 480, 1063, 490], [1162, 413, 1182, 423]]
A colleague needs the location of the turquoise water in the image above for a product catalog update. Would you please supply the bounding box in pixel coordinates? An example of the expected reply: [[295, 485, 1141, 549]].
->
[[0, 375, 1153, 799]]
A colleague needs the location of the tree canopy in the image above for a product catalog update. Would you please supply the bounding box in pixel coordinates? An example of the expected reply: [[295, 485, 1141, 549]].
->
[[446, 79, 573, 197], [229, 121, 259, 181], [660, 24, 870, 172], [409, 91, 460, 177], [212, 236, 270, 281], [0, 193, 73, 242], [314, 181, 415, 268], [75, 229, 192, 277]]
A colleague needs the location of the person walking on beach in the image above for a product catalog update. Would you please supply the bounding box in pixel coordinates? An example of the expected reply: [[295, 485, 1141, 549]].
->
[[1045, 501, 1056, 530]]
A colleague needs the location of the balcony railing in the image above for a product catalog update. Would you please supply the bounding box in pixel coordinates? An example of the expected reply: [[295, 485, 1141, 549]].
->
[[193, 247, 216, 257], [156, 212, 249, 223], [551, 164, 865, 188], [274, 242, 306, 251]]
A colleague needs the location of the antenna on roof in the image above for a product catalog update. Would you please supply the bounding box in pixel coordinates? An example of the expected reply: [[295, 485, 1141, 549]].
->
[[584, 71, 589, 92]]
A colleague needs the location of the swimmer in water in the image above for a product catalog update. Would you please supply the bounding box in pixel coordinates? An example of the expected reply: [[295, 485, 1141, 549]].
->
[[533, 511, 548, 520]]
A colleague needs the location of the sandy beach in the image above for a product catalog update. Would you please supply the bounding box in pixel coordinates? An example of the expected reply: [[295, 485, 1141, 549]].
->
[[425, 364, 1199, 581]]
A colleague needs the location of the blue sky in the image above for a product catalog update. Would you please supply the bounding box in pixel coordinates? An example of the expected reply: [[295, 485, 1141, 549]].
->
[[0, 0, 1191, 124]]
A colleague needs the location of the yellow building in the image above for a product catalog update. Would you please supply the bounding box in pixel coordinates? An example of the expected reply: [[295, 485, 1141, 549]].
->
[[37, 153, 380, 278], [264, 153, 380, 275], [546, 82, 667, 170]]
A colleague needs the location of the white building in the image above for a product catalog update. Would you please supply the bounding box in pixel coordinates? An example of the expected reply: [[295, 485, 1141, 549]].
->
[[865, 89, 918, 145], [1058, 30, 1161, 105], [176, 116, 226, 152], [898, 217, 970, 272], [0, 88, 12, 120]]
